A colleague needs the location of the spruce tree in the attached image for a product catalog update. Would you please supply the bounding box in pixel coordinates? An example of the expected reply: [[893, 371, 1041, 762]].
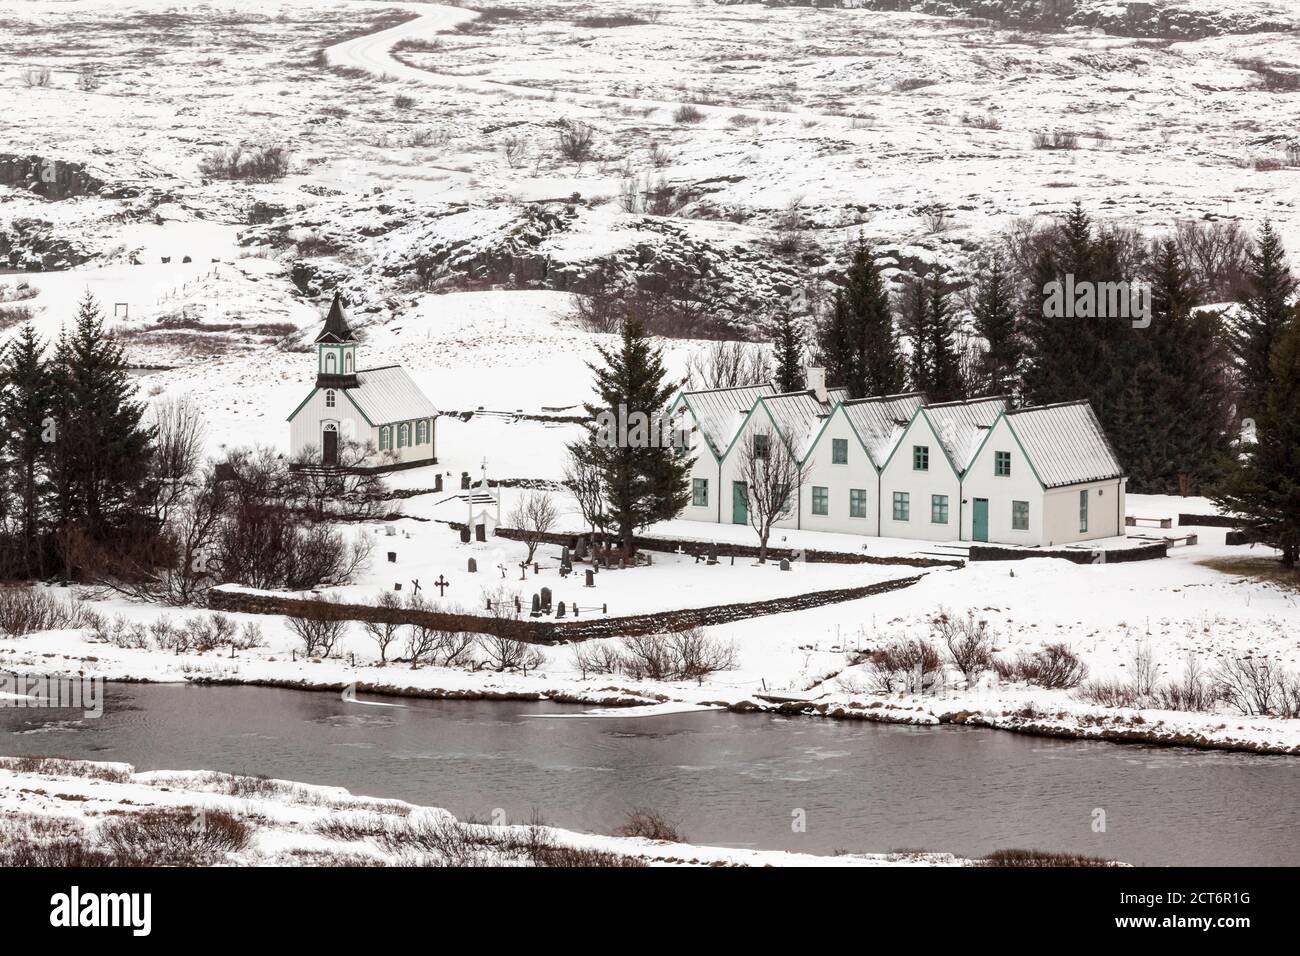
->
[[1214, 316, 1300, 566], [571, 316, 691, 553], [49, 293, 155, 564], [770, 310, 806, 393], [1231, 221, 1297, 419], [970, 255, 1021, 395], [900, 276, 932, 395], [0, 323, 56, 577], [841, 235, 904, 398], [814, 290, 852, 389], [924, 275, 963, 402]]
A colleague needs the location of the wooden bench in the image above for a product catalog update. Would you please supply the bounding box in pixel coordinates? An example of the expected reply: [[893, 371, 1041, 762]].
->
[[1126, 515, 1172, 529]]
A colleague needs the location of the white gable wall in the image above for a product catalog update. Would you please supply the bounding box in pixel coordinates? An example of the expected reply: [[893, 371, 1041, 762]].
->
[[800, 406, 877, 536], [676, 404, 724, 524], [961, 416, 1045, 545], [878, 413, 962, 541], [289, 388, 375, 459], [719, 403, 799, 532]]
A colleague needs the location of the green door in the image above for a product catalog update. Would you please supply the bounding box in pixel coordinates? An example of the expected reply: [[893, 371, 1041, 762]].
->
[[972, 498, 989, 542], [732, 481, 748, 525]]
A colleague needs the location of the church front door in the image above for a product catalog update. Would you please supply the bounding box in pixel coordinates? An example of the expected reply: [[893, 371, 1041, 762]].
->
[[323, 428, 338, 466]]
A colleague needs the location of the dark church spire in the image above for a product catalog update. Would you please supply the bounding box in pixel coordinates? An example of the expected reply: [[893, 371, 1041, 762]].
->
[[315, 291, 356, 343]]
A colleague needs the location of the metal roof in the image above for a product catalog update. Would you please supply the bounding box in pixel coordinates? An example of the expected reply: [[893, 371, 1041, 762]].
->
[[348, 365, 438, 425], [925, 396, 1009, 472], [315, 292, 357, 343], [760, 391, 831, 460], [1005, 401, 1125, 488], [681, 383, 776, 456], [842, 392, 927, 465]]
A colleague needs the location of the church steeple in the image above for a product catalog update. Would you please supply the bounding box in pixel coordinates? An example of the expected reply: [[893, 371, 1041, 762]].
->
[[315, 292, 358, 389]]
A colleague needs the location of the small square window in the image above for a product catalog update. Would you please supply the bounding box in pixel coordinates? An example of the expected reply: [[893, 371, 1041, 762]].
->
[[892, 491, 910, 521], [832, 438, 848, 465], [753, 433, 770, 459], [931, 494, 949, 524], [1012, 500, 1029, 531], [692, 478, 708, 507], [812, 486, 829, 516], [849, 488, 867, 518], [913, 445, 929, 471], [995, 451, 1012, 477]]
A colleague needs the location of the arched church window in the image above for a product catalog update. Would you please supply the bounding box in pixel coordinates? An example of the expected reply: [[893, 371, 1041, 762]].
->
[[416, 420, 428, 444], [325, 389, 336, 408], [398, 423, 410, 448], [345, 352, 354, 373], [325, 351, 337, 373], [379, 426, 391, 451]]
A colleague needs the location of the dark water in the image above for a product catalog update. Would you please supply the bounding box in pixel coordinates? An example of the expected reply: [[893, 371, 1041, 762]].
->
[[2, 682, 1297, 865]]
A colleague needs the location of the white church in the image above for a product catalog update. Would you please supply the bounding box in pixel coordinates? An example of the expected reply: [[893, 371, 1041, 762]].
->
[[670, 370, 1127, 548], [287, 293, 439, 469]]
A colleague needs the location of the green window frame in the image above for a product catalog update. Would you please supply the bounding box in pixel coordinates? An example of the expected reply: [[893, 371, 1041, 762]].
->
[[398, 423, 410, 448], [913, 445, 929, 471], [1080, 489, 1089, 533], [416, 419, 428, 445], [692, 478, 708, 507], [832, 438, 848, 465], [811, 486, 829, 516], [995, 451, 1012, 477], [931, 494, 949, 524], [1012, 500, 1029, 531], [892, 491, 910, 521], [379, 426, 391, 451], [849, 488, 867, 518]]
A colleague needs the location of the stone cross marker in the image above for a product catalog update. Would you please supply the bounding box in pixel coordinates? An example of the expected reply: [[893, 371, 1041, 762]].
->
[[434, 575, 449, 597]]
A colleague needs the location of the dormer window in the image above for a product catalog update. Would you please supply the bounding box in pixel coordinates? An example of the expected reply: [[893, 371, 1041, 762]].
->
[[325, 389, 336, 408]]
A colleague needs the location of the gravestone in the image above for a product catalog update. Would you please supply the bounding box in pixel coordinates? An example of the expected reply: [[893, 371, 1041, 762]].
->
[[779, 559, 790, 571], [556, 601, 566, 619], [574, 537, 587, 560], [467, 558, 477, 573], [560, 546, 571, 571], [530, 593, 541, 618], [459, 527, 471, 544], [394, 583, 402, 591], [387, 552, 396, 563], [584, 569, 594, 587], [514, 595, 522, 614], [434, 474, 443, 492], [540, 586, 552, 611], [475, 524, 486, 542]]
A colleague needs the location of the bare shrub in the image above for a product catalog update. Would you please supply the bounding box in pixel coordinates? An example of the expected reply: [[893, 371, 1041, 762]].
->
[[1152, 655, 1220, 712], [672, 104, 705, 124], [981, 848, 1116, 867], [570, 640, 622, 678], [0, 756, 128, 782], [557, 120, 595, 163], [98, 808, 252, 865], [1031, 130, 1079, 150], [285, 600, 349, 659], [501, 134, 529, 169], [684, 340, 770, 391], [361, 590, 403, 664], [618, 627, 737, 682], [920, 203, 951, 233], [477, 634, 545, 674], [864, 638, 945, 693], [0, 587, 93, 637], [22, 66, 52, 88], [1004, 642, 1087, 689], [392, 92, 416, 110], [933, 609, 993, 685], [615, 808, 683, 842], [198, 144, 291, 182], [1213, 655, 1300, 717], [1076, 677, 1140, 709]]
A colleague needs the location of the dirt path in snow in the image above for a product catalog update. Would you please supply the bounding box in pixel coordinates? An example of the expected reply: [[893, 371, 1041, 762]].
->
[[324, 2, 853, 126]]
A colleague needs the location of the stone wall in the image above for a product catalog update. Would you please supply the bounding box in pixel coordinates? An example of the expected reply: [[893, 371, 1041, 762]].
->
[[968, 542, 1167, 563]]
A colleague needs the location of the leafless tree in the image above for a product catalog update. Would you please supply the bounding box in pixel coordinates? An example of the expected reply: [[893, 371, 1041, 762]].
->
[[149, 395, 206, 526], [774, 195, 804, 254], [361, 590, 403, 664], [507, 491, 558, 564], [290, 439, 393, 522], [736, 427, 807, 563], [285, 599, 349, 659], [501, 134, 529, 169], [1175, 219, 1250, 299], [563, 449, 609, 546], [557, 120, 595, 163], [932, 608, 993, 686], [685, 340, 770, 391]]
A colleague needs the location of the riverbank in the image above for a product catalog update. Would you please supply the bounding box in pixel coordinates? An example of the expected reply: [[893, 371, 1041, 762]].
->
[[0, 755, 973, 868]]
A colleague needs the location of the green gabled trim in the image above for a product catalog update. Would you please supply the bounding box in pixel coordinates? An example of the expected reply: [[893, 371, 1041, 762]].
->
[[751, 397, 808, 463], [962, 410, 1004, 480], [716, 398, 766, 463], [1002, 415, 1048, 492], [677, 395, 722, 464], [802, 402, 875, 469], [878, 407, 959, 482], [286, 387, 318, 422]]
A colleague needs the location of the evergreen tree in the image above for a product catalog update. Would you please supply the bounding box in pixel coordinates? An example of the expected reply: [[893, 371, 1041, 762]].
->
[[0, 323, 56, 578], [49, 293, 155, 570], [1230, 221, 1297, 419], [900, 275, 932, 395], [924, 275, 963, 402], [970, 255, 1021, 395], [842, 235, 905, 398], [814, 290, 852, 389], [1214, 316, 1300, 566], [571, 316, 691, 553], [770, 310, 806, 393]]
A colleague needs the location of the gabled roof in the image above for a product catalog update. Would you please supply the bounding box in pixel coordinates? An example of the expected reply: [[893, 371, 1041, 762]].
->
[[924, 396, 1009, 473], [348, 365, 438, 425], [758, 391, 832, 460], [314, 292, 357, 343], [678, 383, 776, 458], [1003, 401, 1125, 489], [841, 392, 927, 466]]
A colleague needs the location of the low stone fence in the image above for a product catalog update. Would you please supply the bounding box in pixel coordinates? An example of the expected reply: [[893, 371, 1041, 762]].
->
[[1178, 513, 1241, 528], [968, 542, 1168, 564], [209, 572, 926, 645], [489, 527, 962, 569]]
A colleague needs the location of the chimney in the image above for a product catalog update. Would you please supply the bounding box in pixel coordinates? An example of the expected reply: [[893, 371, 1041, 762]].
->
[[807, 366, 827, 404]]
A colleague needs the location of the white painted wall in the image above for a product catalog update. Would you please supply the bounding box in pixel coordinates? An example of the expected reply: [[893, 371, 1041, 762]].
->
[[719, 404, 799, 533], [878, 413, 962, 542], [676, 405, 726, 525], [1041, 478, 1126, 546], [961, 416, 1044, 545], [800, 406, 877, 536], [289, 387, 436, 466]]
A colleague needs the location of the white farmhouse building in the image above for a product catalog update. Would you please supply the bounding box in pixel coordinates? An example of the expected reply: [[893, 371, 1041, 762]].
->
[[287, 293, 439, 468], [669, 372, 1125, 548]]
